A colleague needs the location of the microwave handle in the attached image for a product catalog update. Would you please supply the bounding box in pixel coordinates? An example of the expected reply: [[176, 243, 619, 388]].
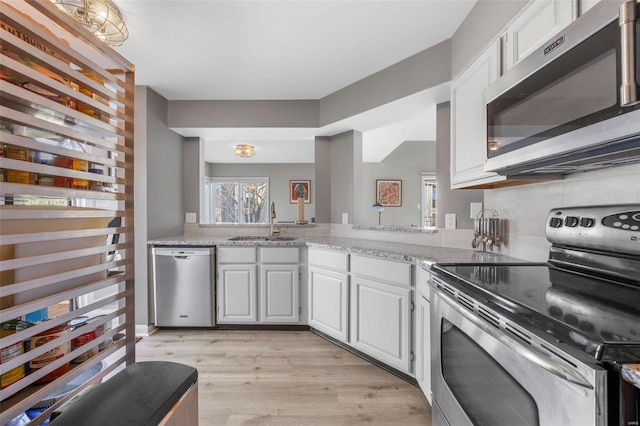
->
[[620, 0, 638, 106], [434, 285, 593, 389]]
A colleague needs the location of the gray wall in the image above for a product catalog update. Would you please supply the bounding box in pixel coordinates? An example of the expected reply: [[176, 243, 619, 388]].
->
[[207, 163, 315, 222], [314, 136, 332, 223], [168, 100, 319, 129], [183, 137, 203, 221], [361, 140, 436, 226], [146, 88, 185, 240], [436, 102, 483, 229], [451, 0, 526, 77], [329, 131, 362, 224], [135, 86, 185, 330], [320, 40, 451, 126]]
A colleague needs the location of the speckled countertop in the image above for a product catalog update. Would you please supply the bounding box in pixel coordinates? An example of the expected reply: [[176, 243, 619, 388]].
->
[[148, 235, 527, 266]]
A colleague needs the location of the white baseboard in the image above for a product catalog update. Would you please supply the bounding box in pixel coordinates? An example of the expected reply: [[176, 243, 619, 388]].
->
[[135, 324, 157, 337]]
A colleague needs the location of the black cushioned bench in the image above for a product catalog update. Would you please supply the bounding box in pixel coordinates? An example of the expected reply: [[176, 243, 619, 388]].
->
[[50, 361, 198, 426]]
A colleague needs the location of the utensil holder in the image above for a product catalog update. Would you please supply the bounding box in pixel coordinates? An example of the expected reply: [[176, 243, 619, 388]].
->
[[472, 209, 504, 252]]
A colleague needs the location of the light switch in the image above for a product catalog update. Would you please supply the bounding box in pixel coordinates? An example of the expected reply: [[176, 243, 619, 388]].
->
[[185, 212, 197, 223], [470, 202, 483, 219]]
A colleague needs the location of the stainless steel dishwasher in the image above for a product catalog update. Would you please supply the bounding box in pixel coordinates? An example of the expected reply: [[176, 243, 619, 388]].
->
[[152, 247, 215, 327]]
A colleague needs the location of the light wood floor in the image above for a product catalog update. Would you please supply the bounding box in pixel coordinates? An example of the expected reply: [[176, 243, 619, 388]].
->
[[135, 330, 432, 425]]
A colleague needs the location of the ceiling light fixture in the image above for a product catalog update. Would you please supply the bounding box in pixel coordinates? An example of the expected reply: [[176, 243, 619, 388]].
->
[[50, 0, 129, 46], [234, 144, 255, 158]]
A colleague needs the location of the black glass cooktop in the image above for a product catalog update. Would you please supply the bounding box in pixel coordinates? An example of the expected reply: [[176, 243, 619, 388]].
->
[[433, 263, 640, 362]]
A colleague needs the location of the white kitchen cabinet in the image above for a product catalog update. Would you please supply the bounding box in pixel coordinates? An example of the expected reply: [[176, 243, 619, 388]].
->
[[349, 255, 413, 374], [217, 246, 301, 324], [502, 0, 577, 72], [415, 265, 432, 404], [217, 264, 258, 323], [308, 266, 350, 342], [350, 276, 412, 373], [308, 248, 350, 342], [260, 264, 300, 323], [450, 39, 505, 189]]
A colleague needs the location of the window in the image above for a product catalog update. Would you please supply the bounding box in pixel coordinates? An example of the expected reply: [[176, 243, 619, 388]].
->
[[204, 177, 269, 224]]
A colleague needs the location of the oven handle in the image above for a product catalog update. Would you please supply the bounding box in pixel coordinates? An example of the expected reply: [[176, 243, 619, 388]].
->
[[620, 0, 638, 106], [434, 286, 594, 389]]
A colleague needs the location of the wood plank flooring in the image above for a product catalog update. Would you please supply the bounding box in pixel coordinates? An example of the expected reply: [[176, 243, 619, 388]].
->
[[135, 330, 432, 425]]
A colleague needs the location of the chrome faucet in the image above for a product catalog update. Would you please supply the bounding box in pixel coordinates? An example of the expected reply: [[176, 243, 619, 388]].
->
[[270, 202, 280, 237]]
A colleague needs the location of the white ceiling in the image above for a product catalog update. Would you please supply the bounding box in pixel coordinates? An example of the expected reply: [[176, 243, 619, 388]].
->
[[113, 0, 477, 161]]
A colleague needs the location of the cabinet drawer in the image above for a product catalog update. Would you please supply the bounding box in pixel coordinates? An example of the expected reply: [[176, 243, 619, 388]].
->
[[308, 248, 349, 272], [261, 247, 300, 264], [217, 247, 257, 264], [351, 255, 411, 287]]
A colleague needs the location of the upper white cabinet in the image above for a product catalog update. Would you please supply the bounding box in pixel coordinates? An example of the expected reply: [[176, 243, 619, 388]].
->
[[502, 0, 577, 72], [450, 39, 505, 189]]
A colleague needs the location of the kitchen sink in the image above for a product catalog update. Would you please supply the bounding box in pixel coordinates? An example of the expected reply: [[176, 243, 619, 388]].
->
[[227, 236, 297, 241]]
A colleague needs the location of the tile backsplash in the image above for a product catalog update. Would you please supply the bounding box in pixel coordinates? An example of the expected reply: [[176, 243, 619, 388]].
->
[[485, 163, 640, 262]]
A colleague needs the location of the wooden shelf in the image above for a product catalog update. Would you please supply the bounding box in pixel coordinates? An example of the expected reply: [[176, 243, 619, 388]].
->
[[0, 0, 135, 424]]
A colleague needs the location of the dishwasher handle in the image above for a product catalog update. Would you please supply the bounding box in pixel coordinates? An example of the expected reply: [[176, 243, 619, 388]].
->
[[153, 248, 214, 258]]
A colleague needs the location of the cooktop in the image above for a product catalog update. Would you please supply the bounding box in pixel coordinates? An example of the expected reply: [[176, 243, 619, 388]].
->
[[432, 262, 640, 363]]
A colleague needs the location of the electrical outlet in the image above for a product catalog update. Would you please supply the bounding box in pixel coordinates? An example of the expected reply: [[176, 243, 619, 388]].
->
[[185, 212, 197, 223], [445, 213, 457, 229], [342, 213, 348, 224], [417, 203, 421, 210]]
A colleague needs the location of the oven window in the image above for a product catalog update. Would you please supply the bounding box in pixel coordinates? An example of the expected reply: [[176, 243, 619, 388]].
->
[[441, 320, 539, 425]]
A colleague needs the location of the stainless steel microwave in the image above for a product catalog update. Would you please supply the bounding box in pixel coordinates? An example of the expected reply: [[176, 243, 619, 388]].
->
[[484, 0, 640, 176]]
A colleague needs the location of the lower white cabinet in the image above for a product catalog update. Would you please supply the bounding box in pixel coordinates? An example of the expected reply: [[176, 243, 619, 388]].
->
[[416, 265, 432, 403], [350, 276, 412, 374], [217, 246, 300, 324], [308, 266, 349, 342], [260, 264, 300, 323], [416, 290, 432, 403], [217, 264, 258, 323]]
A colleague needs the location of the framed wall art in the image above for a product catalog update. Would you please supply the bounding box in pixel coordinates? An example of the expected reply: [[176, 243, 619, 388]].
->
[[376, 179, 402, 207], [290, 180, 311, 203]]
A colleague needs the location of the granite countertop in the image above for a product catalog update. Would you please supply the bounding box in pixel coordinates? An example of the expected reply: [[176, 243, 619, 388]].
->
[[148, 235, 527, 266]]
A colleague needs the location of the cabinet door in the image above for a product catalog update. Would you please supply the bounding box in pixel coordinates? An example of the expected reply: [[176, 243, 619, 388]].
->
[[503, 0, 576, 71], [308, 266, 349, 342], [350, 277, 411, 373], [217, 264, 257, 323], [416, 294, 431, 404], [450, 39, 504, 189], [260, 265, 300, 323]]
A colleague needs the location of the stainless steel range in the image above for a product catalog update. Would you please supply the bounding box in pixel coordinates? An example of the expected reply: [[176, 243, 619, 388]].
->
[[430, 205, 640, 426]]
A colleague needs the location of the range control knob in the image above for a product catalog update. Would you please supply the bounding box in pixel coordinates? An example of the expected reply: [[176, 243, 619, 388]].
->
[[549, 217, 563, 228], [564, 216, 579, 227], [579, 217, 595, 228]]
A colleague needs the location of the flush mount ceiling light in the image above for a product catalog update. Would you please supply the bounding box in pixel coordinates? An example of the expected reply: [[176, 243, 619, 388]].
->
[[234, 144, 255, 158], [50, 0, 129, 46]]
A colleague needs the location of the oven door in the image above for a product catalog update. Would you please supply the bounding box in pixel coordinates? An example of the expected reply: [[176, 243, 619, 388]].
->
[[430, 284, 607, 426]]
